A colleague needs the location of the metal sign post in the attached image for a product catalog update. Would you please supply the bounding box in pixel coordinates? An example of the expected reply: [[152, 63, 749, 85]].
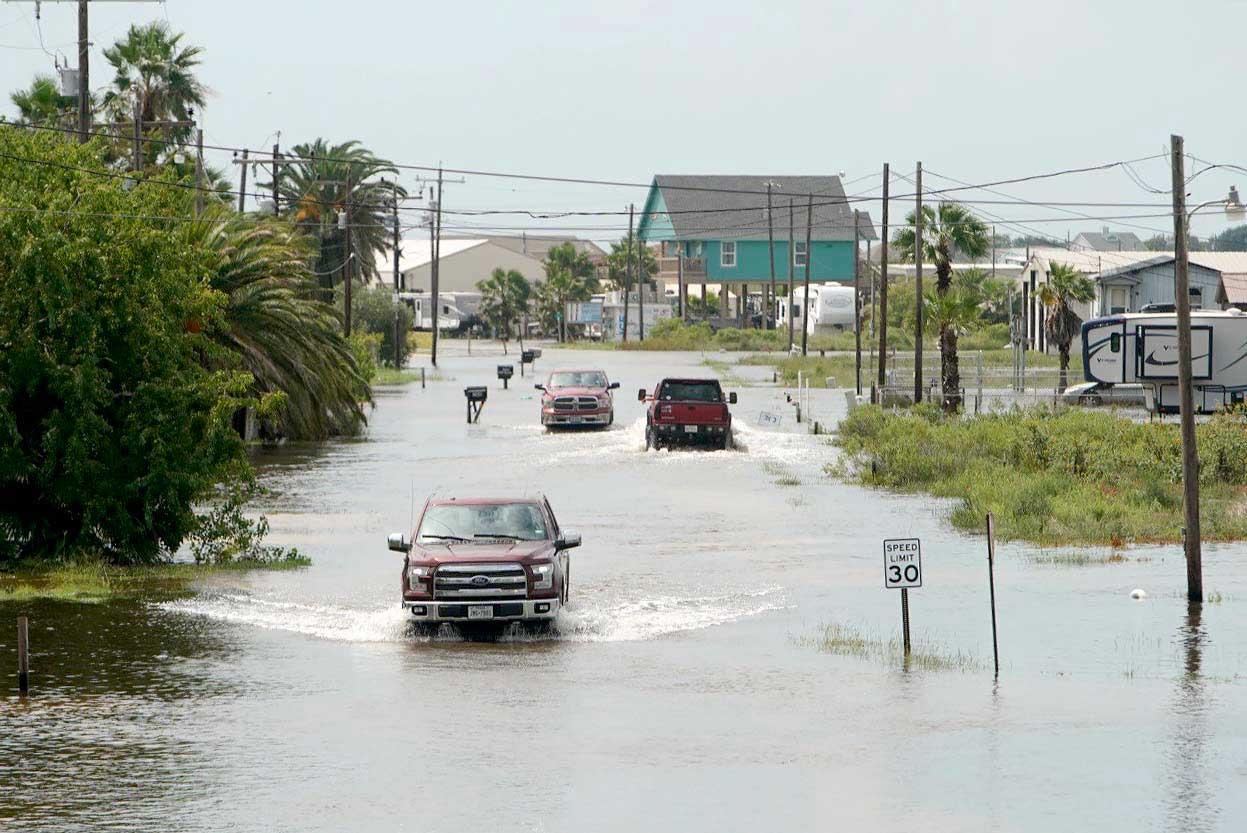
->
[[884, 538, 922, 656], [986, 513, 1000, 676]]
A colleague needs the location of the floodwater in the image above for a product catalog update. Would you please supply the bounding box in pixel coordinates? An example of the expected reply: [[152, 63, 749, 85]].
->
[[4, 345, 1247, 832]]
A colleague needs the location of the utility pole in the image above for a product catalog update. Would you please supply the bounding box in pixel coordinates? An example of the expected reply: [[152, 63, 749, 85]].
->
[[914, 161, 924, 404], [131, 100, 142, 173], [638, 222, 646, 341], [391, 179, 402, 368], [623, 205, 634, 342], [1170, 134, 1203, 603], [391, 180, 401, 291], [802, 193, 813, 356], [77, 0, 89, 143], [193, 128, 204, 217], [677, 248, 685, 321], [431, 167, 443, 366], [343, 167, 353, 338], [272, 142, 281, 215], [787, 198, 796, 351], [237, 149, 249, 213], [766, 182, 777, 330], [876, 164, 891, 396], [854, 209, 862, 396]]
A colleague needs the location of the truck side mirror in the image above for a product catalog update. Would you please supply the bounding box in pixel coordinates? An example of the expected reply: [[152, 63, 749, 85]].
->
[[608, 381, 620, 390], [534, 384, 545, 391], [556, 530, 582, 550], [729, 392, 738, 404], [637, 388, 647, 402], [387, 532, 411, 553]]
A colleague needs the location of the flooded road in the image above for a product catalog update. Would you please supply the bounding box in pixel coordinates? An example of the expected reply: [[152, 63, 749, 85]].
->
[[4, 346, 1247, 832]]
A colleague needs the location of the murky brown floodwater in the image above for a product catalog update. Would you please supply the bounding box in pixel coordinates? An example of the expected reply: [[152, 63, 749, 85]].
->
[[3, 345, 1246, 832]]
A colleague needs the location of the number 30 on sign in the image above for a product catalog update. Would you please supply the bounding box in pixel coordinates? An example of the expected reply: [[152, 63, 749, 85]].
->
[[883, 538, 922, 589]]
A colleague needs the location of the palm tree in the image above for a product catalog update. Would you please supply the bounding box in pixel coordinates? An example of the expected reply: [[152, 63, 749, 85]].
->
[[543, 242, 597, 291], [102, 22, 206, 153], [895, 201, 990, 412], [265, 139, 402, 296], [922, 279, 983, 404], [1037, 262, 1096, 391], [185, 206, 370, 439], [477, 268, 531, 353], [533, 271, 591, 342], [10, 75, 77, 127]]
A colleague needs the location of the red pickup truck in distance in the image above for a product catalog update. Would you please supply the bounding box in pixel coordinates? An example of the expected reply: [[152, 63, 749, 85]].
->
[[388, 495, 580, 633], [535, 368, 620, 429], [638, 378, 737, 450]]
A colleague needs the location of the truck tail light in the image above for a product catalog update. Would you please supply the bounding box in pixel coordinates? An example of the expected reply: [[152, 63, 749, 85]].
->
[[659, 405, 673, 418]]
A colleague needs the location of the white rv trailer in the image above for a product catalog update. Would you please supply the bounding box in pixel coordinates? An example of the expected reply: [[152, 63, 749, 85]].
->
[[781, 283, 857, 334], [1081, 309, 1247, 413]]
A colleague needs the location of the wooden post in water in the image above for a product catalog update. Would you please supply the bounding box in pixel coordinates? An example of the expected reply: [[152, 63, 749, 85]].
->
[[900, 588, 911, 656], [17, 616, 29, 695], [986, 512, 1000, 676]]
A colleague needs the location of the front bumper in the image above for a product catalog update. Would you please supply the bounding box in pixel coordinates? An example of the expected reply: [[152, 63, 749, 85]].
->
[[542, 409, 611, 426], [402, 598, 561, 621]]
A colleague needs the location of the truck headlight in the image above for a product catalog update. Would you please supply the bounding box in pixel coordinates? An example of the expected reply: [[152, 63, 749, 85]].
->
[[407, 565, 431, 591], [597, 394, 611, 406], [530, 562, 553, 591]]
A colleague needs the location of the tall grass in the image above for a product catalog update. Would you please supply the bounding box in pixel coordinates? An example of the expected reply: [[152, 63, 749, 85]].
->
[[796, 622, 982, 672], [834, 404, 1247, 546]]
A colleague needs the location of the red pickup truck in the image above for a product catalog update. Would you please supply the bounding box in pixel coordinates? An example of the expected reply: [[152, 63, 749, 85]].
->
[[638, 378, 737, 450], [535, 368, 620, 429], [389, 495, 580, 632]]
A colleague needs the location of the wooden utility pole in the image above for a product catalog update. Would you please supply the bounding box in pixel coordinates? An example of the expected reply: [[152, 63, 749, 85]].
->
[[876, 164, 891, 395], [391, 180, 401, 291], [131, 100, 142, 173], [914, 161, 924, 404], [1170, 134, 1203, 603], [77, 0, 89, 143], [272, 143, 281, 215], [343, 168, 353, 337], [237, 149, 249, 212], [677, 249, 685, 321], [766, 182, 777, 330], [802, 193, 813, 356], [638, 228, 646, 341], [623, 205, 634, 342], [391, 179, 402, 367], [431, 168, 443, 366], [853, 209, 862, 395], [193, 128, 204, 217], [787, 198, 796, 350]]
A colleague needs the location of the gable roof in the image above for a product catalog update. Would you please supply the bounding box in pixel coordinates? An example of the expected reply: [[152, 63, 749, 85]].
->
[[648, 175, 877, 242], [1072, 231, 1146, 251]]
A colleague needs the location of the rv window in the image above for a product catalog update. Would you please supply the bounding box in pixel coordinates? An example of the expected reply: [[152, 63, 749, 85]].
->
[[1110, 332, 1121, 353]]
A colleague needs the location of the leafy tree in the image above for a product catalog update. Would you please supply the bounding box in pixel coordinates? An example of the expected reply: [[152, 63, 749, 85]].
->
[[184, 207, 372, 439], [9, 74, 77, 127], [346, 286, 415, 369], [1210, 224, 1247, 251], [543, 242, 597, 291], [956, 268, 1010, 324], [532, 271, 591, 342], [685, 290, 719, 318], [1037, 262, 1096, 391], [0, 129, 252, 562], [1144, 233, 1170, 251], [102, 22, 206, 154], [477, 268, 531, 353], [894, 202, 989, 412], [265, 139, 403, 293]]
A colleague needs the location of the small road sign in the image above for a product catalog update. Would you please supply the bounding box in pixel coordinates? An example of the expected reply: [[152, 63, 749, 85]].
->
[[883, 538, 922, 589], [757, 410, 782, 426]]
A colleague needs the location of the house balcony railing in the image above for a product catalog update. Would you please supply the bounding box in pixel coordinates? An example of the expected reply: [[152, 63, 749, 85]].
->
[[656, 256, 706, 281]]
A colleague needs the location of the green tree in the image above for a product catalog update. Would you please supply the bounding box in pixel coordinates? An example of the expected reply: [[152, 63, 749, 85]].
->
[[266, 139, 403, 293], [1037, 262, 1096, 391], [532, 271, 591, 342], [543, 242, 597, 290], [895, 202, 989, 412], [1211, 225, 1247, 251], [102, 22, 206, 153], [185, 207, 371, 439], [956, 267, 1010, 324], [477, 268, 531, 353], [922, 283, 982, 399], [347, 286, 415, 369], [9, 74, 77, 127], [0, 128, 252, 563]]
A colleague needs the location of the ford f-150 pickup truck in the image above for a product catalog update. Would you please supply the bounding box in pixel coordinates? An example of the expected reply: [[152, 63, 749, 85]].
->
[[535, 368, 620, 429], [638, 378, 737, 450], [388, 495, 580, 630]]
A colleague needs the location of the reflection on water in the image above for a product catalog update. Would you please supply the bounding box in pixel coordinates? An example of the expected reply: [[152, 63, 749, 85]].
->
[[1164, 603, 1217, 832]]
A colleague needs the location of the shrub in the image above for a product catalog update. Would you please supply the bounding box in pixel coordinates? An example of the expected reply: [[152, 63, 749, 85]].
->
[[348, 286, 414, 367]]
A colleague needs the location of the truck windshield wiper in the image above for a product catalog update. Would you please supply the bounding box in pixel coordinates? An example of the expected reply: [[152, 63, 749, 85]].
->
[[473, 533, 531, 541], [421, 534, 470, 542]]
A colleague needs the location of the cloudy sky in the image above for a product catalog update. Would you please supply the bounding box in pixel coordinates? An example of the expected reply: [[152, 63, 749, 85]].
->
[[4, 0, 1244, 244]]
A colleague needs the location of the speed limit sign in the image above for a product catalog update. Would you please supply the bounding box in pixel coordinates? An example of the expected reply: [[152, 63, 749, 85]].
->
[[883, 538, 922, 589]]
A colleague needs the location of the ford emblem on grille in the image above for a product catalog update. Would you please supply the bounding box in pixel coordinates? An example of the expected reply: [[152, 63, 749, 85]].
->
[[470, 575, 490, 586]]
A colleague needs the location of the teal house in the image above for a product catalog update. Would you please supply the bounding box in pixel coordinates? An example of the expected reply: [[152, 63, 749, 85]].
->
[[636, 175, 876, 316]]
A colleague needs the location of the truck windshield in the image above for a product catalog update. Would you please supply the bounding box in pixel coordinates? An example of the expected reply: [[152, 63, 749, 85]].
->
[[417, 503, 549, 543], [659, 381, 723, 402], [549, 371, 607, 387]]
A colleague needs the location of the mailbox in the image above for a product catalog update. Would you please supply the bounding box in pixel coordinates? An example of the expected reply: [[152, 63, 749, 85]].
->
[[497, 365, 514, 379], [521, 350, 536, 364], [464, 386, 488, 423]]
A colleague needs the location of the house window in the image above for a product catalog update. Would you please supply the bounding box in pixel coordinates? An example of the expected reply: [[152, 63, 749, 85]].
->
[[1190, 287, 1203, 309], [1109, 287, 1128, 314], [721, 241, 737, 268], [794, 242, 808, 268]]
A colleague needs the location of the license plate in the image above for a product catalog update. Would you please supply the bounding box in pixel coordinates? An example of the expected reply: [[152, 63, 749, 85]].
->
[[569, 416, 583, 424], [683, 425, 698, 433], [467, 605, 493, 620]]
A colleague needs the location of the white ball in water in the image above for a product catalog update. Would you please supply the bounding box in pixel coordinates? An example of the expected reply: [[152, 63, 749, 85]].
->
[[1130, 588, 1147, 600]]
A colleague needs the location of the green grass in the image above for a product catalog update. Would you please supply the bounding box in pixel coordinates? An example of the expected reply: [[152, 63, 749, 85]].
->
[[761, 459, 803, 487], [834, 404, 1247, 547], [1028, 552, 1132, 566], [741, 348, 1081, 389], [0, 555, 310, 603], [796, 622, 982, 672], [372, 367, 425, 385]]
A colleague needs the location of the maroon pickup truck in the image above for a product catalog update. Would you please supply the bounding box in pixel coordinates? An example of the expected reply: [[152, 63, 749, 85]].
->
[[536, 368, 620, 429], [639, 378, 737, 450], [389, 495, 580, 631]]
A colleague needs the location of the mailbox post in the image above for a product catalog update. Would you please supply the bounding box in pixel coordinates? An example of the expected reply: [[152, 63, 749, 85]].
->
[[464, 386, 488, 424], [497, 364, 514, 389]]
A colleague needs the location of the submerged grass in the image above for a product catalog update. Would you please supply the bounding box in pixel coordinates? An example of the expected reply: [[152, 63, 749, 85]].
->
[[372, 367, 425, 385], [834, 404, 1247, 546], [0, 554, 310, 603], [797, 622, 982, 672], [742, 349, 1080, 389]]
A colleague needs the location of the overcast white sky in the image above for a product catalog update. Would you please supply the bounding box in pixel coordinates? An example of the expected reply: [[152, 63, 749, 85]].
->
[[3, 0, 1245, 244]]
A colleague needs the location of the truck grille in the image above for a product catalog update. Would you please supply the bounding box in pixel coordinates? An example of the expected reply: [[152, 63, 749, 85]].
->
[[552, 395, 601, 412], [434, 563, 527, 600]]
